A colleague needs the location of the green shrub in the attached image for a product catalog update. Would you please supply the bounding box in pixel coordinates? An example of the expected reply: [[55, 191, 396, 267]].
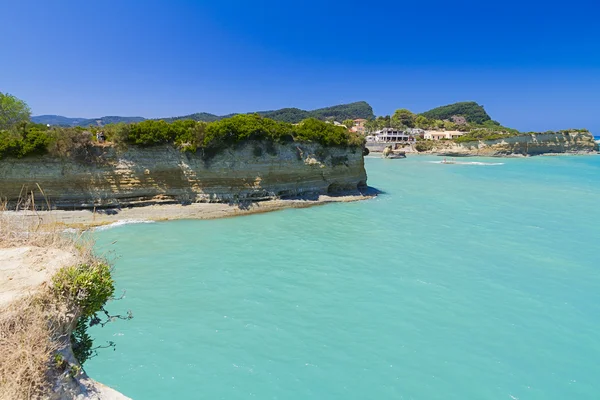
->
[[52, 263, 114, 318], [70, 318, 94, 365], [52, 262, 115, 366], [1, 114, 366, 159], [295, 118, 364, 147], [47, 128, 94, 158], [203, 114, 294, 148], [0, 123, 52, 159]]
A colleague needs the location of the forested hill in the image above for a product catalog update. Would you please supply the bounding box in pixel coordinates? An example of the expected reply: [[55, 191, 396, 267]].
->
[[420, 102, 492, 124], [264, 101, 374, 123], [162, 101, 374, 123], [32, 101, 374, 127]]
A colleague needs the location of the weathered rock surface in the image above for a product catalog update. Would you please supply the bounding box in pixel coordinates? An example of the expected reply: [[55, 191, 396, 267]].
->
[[0, 142, 367, 209], [419, 131, 599, 157]]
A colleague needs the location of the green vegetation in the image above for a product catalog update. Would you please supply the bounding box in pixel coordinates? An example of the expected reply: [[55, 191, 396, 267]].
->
[[0, 93, 31, 130], [110, 115, 363, 151], [0, 122, 98, 159], [391, 108, 416, 128], [453, 124, 520, 143], [9, 94, 594, 154], [166, 101, 375, 124], [364, 109, 460, 131], [342, 119, 355, 129], [360, 102, 527, 145], [52, 263, 114, 318], [420, 101, 492, 124], [161, 112, 222, 124], [1, 93, 366, 159], [2, 111, 363, 161], [32, 101, 375, 126], [256, 108, 310, 123], [295, 101, 374, 122], [52, 262, 115, 365]]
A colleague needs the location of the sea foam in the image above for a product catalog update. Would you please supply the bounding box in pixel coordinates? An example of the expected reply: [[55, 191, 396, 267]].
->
[[94, 219, 155, 231]]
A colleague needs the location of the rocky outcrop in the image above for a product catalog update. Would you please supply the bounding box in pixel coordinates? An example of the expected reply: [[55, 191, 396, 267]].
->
[[0, 141, 367, 209], [0, 246, 130, 400], [419, 131, 599, 157]]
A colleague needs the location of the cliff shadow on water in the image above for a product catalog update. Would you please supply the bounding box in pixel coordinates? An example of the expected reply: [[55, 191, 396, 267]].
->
[[0, 140, 369, 211]]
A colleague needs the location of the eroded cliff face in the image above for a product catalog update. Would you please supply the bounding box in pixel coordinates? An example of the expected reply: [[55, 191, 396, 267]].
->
[[0, 141, 367, 209], [421, 131, 599, 156]]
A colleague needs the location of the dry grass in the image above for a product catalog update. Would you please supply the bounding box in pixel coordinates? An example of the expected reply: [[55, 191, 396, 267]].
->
[[0, 193, 99, 399], [0, 189, 81, 250], [0, 290, 70, 400]]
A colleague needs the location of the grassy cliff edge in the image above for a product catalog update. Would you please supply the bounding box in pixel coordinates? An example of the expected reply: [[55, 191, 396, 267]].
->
[[0, 211, 130, 399]]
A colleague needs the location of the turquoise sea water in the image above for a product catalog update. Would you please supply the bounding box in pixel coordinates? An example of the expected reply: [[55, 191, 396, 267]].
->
[[87, 155, 600, 399]]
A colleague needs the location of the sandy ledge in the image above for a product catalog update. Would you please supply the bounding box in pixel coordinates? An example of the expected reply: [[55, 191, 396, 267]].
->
[[2, 194, 374, 229]]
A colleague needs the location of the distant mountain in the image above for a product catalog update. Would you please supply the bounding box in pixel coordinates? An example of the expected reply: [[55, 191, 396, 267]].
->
[[32, 101, 375, 127], [160, 112, 222, 123], [31, 115, 145, 127], [162, 101, 374, 124], [420, 101, 492, 124], [31, 115, 91, 126]]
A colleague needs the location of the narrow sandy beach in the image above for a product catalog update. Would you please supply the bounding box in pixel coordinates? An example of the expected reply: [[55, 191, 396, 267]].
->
[[2, 194, 373, 229]]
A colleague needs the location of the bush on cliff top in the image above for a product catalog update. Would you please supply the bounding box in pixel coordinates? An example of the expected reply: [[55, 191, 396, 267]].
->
[[0, 123, 97, 159], [112, 114, 364, 150], [0, 114, 364, 159]]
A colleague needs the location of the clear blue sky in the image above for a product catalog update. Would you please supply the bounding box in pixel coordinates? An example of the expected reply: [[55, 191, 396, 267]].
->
[[1, 0, 599, 133]]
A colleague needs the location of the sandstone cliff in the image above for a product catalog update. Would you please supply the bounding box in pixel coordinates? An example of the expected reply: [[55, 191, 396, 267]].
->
[[0, 141, 367, 209], [419, 131, 598, 157]]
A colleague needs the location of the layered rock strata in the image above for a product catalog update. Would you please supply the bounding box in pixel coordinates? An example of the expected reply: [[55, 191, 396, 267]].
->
[[0, 142, 367, 209]]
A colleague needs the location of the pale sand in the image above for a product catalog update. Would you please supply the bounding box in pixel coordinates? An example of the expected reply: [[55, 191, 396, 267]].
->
[[2, 194, 374, 229], [0, 246, 78, 309]]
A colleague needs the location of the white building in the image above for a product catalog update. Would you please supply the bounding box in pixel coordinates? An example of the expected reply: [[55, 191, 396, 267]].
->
[[423, 131, 464, 140], [366, 128, 416, 143]]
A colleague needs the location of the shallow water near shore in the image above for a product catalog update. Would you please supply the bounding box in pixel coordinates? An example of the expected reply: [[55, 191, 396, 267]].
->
[[87, 155, 600, 399]]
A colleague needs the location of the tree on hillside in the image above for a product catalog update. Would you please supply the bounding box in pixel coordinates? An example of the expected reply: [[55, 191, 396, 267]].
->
[[364, 120, 378, 133], [414, 115, 430, 129], [391, 108, 416, 129], [342, 119, 355, 129], [0, 92, 31, 130], [443, 120, 458, 130], [375, 115, 391, 129]]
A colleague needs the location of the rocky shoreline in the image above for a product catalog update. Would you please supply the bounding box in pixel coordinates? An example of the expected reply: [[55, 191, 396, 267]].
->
[[4, 193, 374, 229], [366, 131, 598, 157], [418, 131, 598, 157]]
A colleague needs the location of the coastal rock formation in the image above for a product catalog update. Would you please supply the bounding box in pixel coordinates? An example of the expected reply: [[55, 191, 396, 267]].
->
[[0, 246, 130, 400], [0, 141, 367, 209], [418, 131, 599, 157]]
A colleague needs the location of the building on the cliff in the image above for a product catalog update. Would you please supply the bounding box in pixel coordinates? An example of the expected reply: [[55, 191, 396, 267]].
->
[[366, 128, 416, 143], [424, 131, 464, 140], [350, 118, 367, 135]]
